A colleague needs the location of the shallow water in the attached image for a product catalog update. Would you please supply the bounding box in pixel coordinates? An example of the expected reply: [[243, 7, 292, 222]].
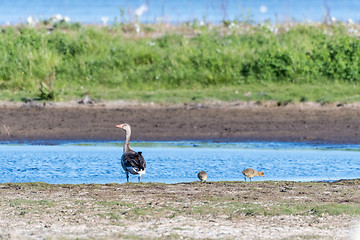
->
[[0, 141, 359, 184]]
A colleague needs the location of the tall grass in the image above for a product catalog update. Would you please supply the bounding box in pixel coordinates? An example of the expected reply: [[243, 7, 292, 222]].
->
[[1, 22, 360, 102]]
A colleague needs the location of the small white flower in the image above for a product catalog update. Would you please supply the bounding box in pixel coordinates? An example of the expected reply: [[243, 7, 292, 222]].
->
[[331, 16, 336, 23], [347, 18, 354, 24], [148, 41, 156, 46]]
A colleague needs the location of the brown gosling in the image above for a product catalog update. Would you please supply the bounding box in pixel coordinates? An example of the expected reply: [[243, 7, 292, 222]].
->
[[242, 168, 264, 182], [197, 171, 208, 183]]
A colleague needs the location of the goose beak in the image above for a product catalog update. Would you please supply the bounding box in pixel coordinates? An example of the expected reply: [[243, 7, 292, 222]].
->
[[116, 124, 123, 128]]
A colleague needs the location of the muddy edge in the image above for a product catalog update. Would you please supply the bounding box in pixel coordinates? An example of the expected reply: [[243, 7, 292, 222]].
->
[[0, 102, 359, 143]]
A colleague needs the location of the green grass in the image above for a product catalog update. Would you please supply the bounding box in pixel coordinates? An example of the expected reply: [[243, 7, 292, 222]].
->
[[4, 81, 360, 104], [1, 22, 360, 103], [87, 81, 360, 104]]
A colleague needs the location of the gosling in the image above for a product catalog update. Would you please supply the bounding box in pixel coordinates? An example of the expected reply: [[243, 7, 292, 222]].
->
[[197, 171, 208, 183], [242, 168, 264, 182]]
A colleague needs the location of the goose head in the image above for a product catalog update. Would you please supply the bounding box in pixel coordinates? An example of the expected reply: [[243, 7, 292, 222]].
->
[[116, 123, 131, 132]]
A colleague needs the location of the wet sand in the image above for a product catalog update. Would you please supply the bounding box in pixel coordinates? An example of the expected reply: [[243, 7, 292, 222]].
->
[[0, 101, 360, 144]]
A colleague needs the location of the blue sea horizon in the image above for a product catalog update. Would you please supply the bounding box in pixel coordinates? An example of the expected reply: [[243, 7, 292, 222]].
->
[[0, 0, 360, 25]]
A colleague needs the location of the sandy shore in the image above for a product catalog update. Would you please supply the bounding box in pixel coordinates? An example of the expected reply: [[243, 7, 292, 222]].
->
[[0, 181, 359, 239]]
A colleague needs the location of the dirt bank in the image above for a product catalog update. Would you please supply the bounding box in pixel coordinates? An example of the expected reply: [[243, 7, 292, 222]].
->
[[0, 101, 360, 144]]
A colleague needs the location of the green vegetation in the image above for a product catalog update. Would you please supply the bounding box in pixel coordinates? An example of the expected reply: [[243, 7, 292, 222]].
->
[[1, 22, 360, 103]]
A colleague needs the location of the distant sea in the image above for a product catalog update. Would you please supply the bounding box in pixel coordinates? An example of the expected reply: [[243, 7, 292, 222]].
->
[[0, 0, 359, 25]]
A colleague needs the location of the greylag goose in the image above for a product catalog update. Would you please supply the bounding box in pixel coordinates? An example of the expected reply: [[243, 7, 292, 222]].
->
[[242, 168, 264, 182], [116, 123, 146, 182], [197, 171, 208, 183]]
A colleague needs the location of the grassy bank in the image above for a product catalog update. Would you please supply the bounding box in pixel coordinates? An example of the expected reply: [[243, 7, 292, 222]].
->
[[1, 22, 360, 103]]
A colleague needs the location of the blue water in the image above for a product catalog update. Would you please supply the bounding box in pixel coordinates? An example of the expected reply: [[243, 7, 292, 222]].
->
[[0, 141, 359, 184], [1, 0, 360, 25]]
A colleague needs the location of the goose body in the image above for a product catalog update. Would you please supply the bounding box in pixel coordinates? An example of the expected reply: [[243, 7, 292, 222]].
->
[[117, 123, 146, 182], [197, 171, 208, 182], [242, 168, 264, 182]]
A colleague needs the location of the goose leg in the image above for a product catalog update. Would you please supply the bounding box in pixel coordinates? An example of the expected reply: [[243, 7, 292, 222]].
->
[[126, 172, 129, 182], [138, 174, 141, 182], [244, 177, 246, 182]]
